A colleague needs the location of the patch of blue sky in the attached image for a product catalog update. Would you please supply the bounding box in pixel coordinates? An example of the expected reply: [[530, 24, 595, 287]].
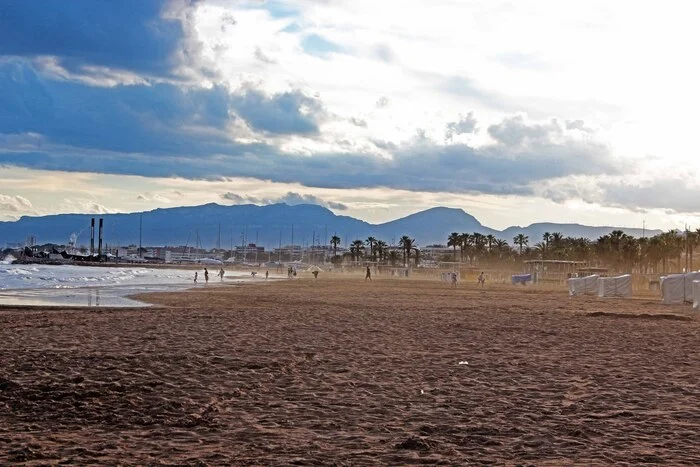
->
[[301, 34, 346, 58]]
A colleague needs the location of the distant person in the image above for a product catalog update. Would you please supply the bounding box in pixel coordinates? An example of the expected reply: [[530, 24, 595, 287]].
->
[[194, 271, 198, 283], [265, 270, 269, 280], [312, 270, 319, 279], [219, 268, 225, 281], [204, 268, 209, 283], [293, 267, 297, 277], [451, 271, 458, 288], [287, 267, 292, 279], [365, 266, 372, 281], [478, 271, 485, 287]]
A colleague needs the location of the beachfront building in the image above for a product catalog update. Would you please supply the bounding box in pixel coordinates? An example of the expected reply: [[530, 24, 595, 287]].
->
[[272, 244, 303, 262], [234, 243, 265, 263], [421, 245, 453, 261]]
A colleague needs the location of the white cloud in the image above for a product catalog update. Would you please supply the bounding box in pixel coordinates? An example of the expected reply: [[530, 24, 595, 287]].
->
[[59, 199, 116, 215], [0, 194, 34, 220], [221, 190, 347, 210]]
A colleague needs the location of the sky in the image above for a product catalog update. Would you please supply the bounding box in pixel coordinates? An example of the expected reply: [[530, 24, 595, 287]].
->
[[1, 0, 699, 231]]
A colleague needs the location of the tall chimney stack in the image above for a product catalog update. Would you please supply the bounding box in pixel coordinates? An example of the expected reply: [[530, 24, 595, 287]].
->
[[90, 218, 95, 255], [98, 218, 104, 257]]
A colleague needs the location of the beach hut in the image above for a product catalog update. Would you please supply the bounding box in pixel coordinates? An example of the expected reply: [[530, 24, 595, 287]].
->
[[567, 275, 599, 296], [598, 274, 632, 298]]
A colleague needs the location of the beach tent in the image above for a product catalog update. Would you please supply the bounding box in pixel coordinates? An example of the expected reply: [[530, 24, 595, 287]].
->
[[684, 272, 700, 302], [661, 272, 700, 304], [511, 273, 532, 285], [598, 274, 632, 298], [693, 281, 700, 310], [661, 274, 686, 304], [567, 275, 599, 296]]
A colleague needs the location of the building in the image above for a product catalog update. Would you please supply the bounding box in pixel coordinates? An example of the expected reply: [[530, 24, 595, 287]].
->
[[272, 245, 303, 262], [523, 260, 588, 283], [234, 243, 265, 262]]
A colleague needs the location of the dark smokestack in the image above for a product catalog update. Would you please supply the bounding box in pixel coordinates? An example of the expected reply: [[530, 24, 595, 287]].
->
[[98, 218, 104, 256], [90, 218, 95, 255]]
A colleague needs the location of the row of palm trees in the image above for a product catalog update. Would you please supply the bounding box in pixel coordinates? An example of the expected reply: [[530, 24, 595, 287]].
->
[[449, 229, 700, 274], [329, 228, 700, 274], [329, 235, 419, 266]]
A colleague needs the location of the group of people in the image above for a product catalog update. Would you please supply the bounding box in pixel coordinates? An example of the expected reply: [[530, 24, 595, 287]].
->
[[447, 271, 486, 288], [193, 267, 225, 284], [192, 266, 486, 286]]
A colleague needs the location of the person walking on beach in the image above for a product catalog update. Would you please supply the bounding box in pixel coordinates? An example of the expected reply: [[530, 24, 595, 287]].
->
[[478, 271, 485, 287], [265, 270, 269, 280], [365, 266, 372, 281], [451, 271, 458, 288], [219, 268, 225, 281], [194, 271, 198, 283], [204, 268, 209, 283]]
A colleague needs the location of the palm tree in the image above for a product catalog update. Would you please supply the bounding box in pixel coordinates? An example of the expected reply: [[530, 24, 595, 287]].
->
[[399, 235, 415, 266], [550, 232, 564, 257], [542, 232, 551, 259], [330, 235, 341, 256], [388, 250, 400, 266], [350, 239, 365, 263], [447, 232, 460, 261], [472, 232, 487, 263], [486, 234, 496, 252], [376, 240, 388, 263], [494, 239, 509, 259], [365, 236, 377, 261], [513, 233, 528, 255], [459, 233, 472, 263], [534, 242, 546, 259]]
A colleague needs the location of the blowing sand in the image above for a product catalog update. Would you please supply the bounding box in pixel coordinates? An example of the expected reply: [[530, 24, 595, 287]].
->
[[2, 276, 700, 465]]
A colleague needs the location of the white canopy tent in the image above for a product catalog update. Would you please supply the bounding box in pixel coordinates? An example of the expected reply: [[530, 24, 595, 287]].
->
[[661, 272, 700, 304], [662, 274, 688, 304], [568, 275, 599, 296], [598, 274, 632, 298], [684, 272, 700, 302]]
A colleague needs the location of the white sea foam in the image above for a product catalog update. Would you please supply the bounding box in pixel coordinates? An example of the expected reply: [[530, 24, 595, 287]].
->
[[0, 264, 253, 307], [1, 264, 233, 291], [0, 254, 17, 265]]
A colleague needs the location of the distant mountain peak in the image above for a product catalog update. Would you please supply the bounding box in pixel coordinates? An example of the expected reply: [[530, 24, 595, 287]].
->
[[0, 203, 662, 248]]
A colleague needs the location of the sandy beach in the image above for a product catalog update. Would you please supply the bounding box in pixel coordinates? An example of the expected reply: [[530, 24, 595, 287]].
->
[[2, 276, 700, 465]]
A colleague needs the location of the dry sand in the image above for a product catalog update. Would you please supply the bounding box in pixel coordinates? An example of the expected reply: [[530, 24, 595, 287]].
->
[[2, 276, 700, 465]]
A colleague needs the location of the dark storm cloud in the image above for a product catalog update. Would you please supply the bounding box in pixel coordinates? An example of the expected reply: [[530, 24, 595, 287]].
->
[[0, 64, 616, 198], [0, 61, 324, 156], [0, 0, 193, 76]]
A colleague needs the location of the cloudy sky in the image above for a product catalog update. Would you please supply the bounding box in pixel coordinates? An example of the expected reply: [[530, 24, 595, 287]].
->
[[1, 0, 699, 231]]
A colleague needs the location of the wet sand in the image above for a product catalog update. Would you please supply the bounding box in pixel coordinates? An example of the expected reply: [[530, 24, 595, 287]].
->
[[2, 276, 700, 465]]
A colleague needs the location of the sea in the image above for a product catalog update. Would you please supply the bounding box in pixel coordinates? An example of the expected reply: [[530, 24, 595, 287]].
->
[[0, 256, 253, 307]]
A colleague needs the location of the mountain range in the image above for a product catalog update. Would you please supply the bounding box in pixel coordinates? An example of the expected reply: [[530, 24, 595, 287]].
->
[[0, 203, 661, 249]]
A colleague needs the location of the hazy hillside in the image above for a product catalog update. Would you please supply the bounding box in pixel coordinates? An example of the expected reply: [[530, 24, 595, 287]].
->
[[0, 203, 663, 249]]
